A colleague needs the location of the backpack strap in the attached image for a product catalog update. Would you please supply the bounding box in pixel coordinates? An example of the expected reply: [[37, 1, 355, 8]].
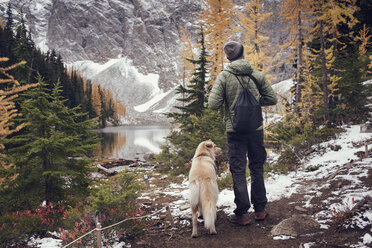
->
[[222, 70, 259, 127], [224, 70, 259, 91]]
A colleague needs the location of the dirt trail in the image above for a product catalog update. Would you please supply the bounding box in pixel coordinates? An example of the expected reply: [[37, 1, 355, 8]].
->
[[133, 158, 372, 248]]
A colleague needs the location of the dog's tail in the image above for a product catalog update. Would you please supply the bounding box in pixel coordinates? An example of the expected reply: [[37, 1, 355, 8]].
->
[[200, 178, 218, 230]]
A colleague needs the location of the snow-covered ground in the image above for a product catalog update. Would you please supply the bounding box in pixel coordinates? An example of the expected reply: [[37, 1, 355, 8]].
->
[[28, 125, 372, 247]]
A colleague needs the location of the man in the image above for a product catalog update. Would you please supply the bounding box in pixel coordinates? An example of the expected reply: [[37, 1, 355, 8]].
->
[[208, 41, 277, 225]]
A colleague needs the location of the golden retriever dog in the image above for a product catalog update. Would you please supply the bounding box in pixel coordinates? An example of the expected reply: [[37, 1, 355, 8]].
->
[[189, 140, 221, 238]]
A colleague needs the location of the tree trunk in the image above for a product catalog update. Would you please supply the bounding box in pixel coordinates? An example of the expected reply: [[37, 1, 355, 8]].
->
[[319, 20, 331, 127], [295, 0, 303, 116]]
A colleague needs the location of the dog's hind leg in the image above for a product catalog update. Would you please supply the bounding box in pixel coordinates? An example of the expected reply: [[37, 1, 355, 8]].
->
[[200, 179, 217, 235], [191, 205, 198, 238], [198, 205, 203, 219]]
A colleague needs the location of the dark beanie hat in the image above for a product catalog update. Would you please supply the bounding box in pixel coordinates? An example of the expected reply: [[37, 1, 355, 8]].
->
[[224, 41, 244, 61]]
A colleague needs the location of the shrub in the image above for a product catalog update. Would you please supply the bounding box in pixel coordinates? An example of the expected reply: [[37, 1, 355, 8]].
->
[[217, 173, 233, 189], [267, 119, 345, 173], [0, 202, 66, 247], [154, 109, 228, 175], [59, 170, 145, 247]]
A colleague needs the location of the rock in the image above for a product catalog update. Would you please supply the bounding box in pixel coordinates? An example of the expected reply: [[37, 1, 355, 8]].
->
[[294, 206, 308, 212], [143, 153, 155, 161], [270, 215, 320, 237], [360, 122, 372, 133], [346, 162, 354, 169], [179, 204, 189, 211]]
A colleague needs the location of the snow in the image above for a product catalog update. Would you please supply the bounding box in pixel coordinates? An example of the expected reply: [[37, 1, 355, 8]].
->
[[68, 56, 172, 116], [134, 88, 172, 113], [305, 125, 371, 168], [272, 79, 295, 99], [28, 237, 62, 248], [20, 125, 372, 246], [272, 235, 295, 240], [302, 243, 316, 248], [153, 93, 177, 113], [363, 233, 372, 245], [68, 56, 145, 81], [146, 124, 372, 246]]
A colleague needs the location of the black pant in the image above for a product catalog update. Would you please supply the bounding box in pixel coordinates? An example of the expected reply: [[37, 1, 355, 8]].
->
[[227, 130, 267, 215]]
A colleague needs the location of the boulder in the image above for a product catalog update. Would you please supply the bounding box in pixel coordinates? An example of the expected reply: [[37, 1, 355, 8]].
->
[[360, 122, 372, 133], [271, 215, 320, 237]]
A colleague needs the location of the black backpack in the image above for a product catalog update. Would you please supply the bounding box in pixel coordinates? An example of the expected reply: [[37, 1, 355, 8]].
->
[[225, 71, 263, 133]]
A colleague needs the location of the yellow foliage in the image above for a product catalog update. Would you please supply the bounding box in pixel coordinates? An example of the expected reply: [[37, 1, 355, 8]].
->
[[201, 0, 237, 84], [312, 0, 358, 46], [179, 26, 198, 84], [240, 0, 277, 82], [355, 24, 372, 55], [91, 83, 102, 116], [0, 58, 37, 173]]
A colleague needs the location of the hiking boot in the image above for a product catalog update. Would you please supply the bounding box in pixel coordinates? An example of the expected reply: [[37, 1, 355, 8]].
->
[[254, 211, 268, 221], [228, 213, 251, 226]]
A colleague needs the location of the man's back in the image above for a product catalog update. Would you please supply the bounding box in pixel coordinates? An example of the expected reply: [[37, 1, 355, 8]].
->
[[208, 59, 277, 132]]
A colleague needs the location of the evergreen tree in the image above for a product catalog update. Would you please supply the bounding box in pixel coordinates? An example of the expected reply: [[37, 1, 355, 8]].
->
[[157, 27, 227, 175], [3, 2, 14, 61], [13, 17, 33, 83], [168, 27, 210, 127], [0, 19, 5, 56], [0, 76, 98, 212], [0, 10, 125, 128], [310, 0, 358, 126]]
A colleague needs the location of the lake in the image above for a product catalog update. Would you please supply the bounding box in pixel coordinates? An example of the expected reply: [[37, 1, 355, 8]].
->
[[96, 126, 170, 160]]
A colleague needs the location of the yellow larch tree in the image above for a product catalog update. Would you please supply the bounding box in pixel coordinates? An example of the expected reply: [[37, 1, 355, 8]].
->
[[240, 0, 276, 80], [355, 24, 372, 75], [0, 58, 37, 174], [297, 50, 323, 129], [91, 83, 102, 116], [279, 0, 313, 116], [179, 26, 198, 84], [239, 0, 278, 123], [179, 25, 199, 105], [201, 0, 236, 85], [355, 24, 371, 56]]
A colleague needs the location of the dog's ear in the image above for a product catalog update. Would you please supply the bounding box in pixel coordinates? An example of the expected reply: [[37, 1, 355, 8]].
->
[[205, 141, 214, 149]]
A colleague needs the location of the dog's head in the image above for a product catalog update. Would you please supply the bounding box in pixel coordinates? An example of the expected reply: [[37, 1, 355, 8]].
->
[[194, 140, 222, 160]]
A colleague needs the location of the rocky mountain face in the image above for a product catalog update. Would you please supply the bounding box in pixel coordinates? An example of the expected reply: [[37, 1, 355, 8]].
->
[[0, 0, 292, 125]]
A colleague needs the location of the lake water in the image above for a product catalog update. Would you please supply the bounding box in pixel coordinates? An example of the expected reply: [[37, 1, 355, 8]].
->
[[96, 126, 170, 160]]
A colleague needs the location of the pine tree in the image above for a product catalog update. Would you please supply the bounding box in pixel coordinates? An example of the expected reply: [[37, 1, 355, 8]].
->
[[310, 0, 358, 126], [13, 17, 33, 83], [156, 28, 228, 175], [0, 18, 5, 56], [201, 0, 236, 83], [168, 27, 210, 127], [1, 76, 98, 212], [3, 2, 14, 61]]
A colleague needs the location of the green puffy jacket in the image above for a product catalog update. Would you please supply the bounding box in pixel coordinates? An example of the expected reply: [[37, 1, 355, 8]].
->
[[208, 59, 278, 132]]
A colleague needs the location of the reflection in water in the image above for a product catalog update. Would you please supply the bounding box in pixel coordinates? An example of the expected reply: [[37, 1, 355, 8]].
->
[[96, 126, 170, 160]]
